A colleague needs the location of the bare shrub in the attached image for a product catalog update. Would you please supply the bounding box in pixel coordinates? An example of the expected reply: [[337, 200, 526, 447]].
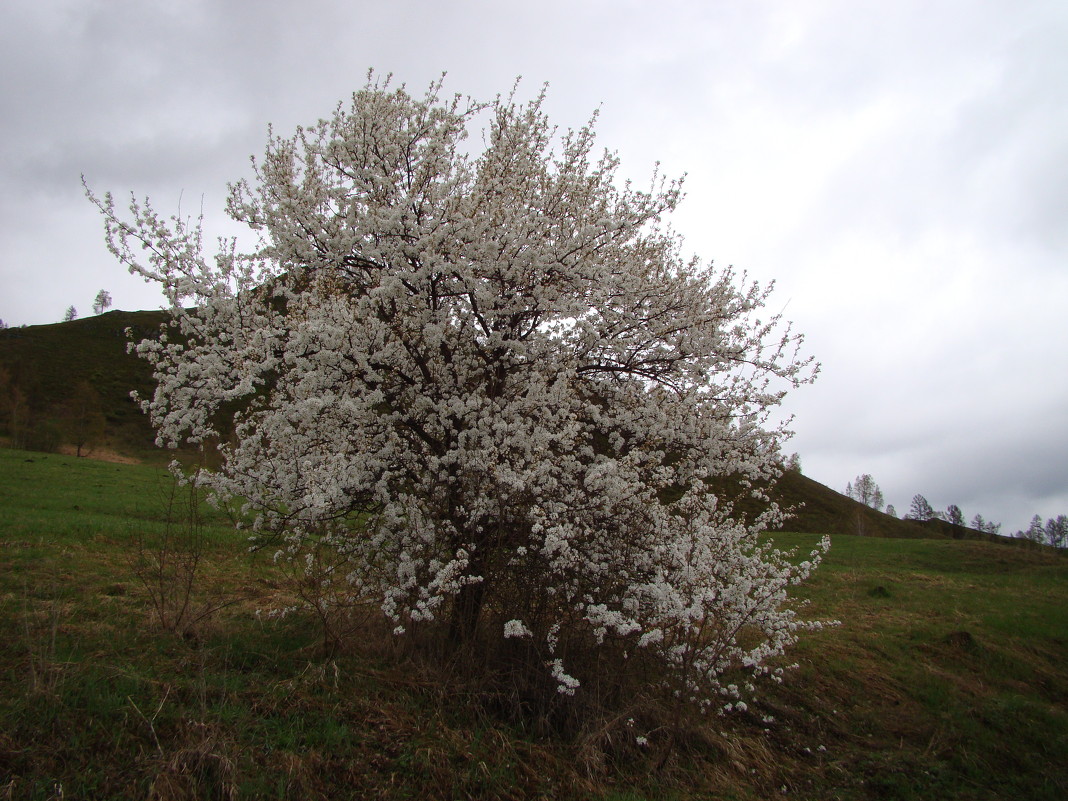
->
[[129, 471, 233, 638]]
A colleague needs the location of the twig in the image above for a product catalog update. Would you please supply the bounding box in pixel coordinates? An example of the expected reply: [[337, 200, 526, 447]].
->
[[128, 685, 171, 756]]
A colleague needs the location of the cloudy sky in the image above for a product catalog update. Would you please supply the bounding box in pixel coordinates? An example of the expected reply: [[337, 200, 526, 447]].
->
[[2, 0, 1065, 533]]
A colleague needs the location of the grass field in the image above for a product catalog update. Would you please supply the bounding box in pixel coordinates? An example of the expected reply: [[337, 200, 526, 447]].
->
[[1, 447, 1066, 800]]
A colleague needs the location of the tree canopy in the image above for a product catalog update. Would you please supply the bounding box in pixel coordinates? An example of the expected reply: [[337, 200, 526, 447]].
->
[[92, 289, 112, 315], [88, 77, 828, 711], [845, 473, 884, 511], [905, 494, 936, 521]]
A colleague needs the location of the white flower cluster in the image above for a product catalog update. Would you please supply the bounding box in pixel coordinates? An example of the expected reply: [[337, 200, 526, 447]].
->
[[503, 619, 533, 639], [89, 76, 826, 710]]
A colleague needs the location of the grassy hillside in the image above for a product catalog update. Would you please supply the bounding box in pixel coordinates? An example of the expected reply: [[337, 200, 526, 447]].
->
[[772, 470, 931, 538], [2, 448, 1066, 799], [0, 310, 166, 454], [770, 470, 1027, 543], [1, 312, 1012, 544]]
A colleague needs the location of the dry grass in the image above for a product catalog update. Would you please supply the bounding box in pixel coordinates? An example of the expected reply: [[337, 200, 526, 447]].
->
[[1, 453, 1067, 799]]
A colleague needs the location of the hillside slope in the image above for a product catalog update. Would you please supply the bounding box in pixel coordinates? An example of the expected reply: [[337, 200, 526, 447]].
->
[[0, 311, 1023, 544], [0, 310, 165, 452], [772, 469, 931, 537], [1, 449, 1065, 800]]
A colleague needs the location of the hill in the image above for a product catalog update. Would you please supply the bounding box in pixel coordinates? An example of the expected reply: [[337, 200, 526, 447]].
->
[[770, 469, 1034, 544], [0, 317, 1064, 798], [1, 448, 1065, 799], [0, 310, 166, 454], [0, 311, 1025, 544]]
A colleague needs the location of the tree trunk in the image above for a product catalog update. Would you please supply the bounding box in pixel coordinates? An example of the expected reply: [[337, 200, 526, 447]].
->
[[448, 578, 486, 648]]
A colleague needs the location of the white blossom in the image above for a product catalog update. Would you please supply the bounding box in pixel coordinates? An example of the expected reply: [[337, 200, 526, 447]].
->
[[88, 75, 829, 711], [503, 619, 532, 639], [548, 658, 581, 695]]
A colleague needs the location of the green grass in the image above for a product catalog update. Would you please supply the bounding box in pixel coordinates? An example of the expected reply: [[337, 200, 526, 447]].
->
[[763, 532, 1068, 800], [0, 449, 215, 536], [1, 448, 1067, 799]]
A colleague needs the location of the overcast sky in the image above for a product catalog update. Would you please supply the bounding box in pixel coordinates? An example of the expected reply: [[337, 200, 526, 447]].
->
[[2, 0, 1065, 534]]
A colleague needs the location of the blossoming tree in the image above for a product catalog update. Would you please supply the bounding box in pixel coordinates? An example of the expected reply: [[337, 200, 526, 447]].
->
[[89, 77, 829, 709]]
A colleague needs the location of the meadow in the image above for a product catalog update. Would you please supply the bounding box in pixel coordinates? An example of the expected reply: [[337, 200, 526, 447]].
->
[[1, 447, 1066, 800]]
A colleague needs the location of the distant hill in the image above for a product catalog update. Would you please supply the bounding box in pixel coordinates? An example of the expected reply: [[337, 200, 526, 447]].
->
[[772, 469, 932, 537], [0, 310, 1028, 544], [769, 469, 1025, 544], [0, 309, 166, 453]]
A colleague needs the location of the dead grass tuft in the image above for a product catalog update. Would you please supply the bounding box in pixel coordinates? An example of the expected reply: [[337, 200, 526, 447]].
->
[[147, 729, 237, 801]]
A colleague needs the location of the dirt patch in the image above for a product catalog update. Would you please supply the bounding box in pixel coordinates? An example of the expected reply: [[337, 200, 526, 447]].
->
[[57, 445, 141, 465], [943, 630, 980, 653]]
